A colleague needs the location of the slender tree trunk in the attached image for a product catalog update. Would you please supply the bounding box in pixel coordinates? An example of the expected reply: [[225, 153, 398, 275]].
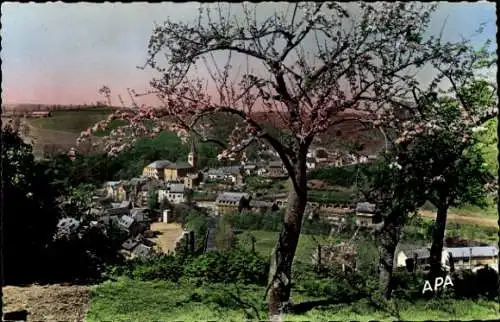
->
[[378, 212, 404, 299], [267, 164, 307, 319], [429, 194, 449, 277]]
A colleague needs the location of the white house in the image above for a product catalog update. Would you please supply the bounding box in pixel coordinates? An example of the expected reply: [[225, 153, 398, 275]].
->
[[306, 157, 316, 170], [158, 183, 185, 204]]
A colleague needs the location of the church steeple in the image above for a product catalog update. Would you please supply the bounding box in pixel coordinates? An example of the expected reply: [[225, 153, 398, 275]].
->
[[188, 139, 197, 169]]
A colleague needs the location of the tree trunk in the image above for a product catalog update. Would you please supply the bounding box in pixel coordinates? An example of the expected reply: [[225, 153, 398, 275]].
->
[[267, 165, 307, 319], [378, 213, 404, 299], [429, 196, 449, 276]]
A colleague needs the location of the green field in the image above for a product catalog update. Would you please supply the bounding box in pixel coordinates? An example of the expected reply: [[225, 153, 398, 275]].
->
[[27, 108, 114, 133], [238, 230, 331, 263], [87, 277, 500, 321]]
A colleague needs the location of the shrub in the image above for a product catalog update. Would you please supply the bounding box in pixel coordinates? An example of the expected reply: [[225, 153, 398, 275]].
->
[[294, 265, 376, 302], [183, 248, 269, 285], [113, 253, 185, 282], [452, 267, 499, 299]]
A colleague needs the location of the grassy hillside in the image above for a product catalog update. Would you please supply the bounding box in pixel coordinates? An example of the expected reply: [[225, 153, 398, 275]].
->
[[26, 108, 114, 133]]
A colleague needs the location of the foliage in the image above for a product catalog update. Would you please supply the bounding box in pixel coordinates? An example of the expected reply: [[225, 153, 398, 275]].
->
[[473, 118, 498, 175], [225, 210, 284, 232], [182, 248, 269, 285], [147, 190, 159, 210], [214, 216, 237, 250], [1, 128, 62, 284], [113, 253, 185, 282], [184, 211, 210, 252], [309, 164, 372, 188]]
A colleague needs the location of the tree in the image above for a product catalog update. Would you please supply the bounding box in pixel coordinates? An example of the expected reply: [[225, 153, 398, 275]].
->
[[99, 85, 112, 107], [422, 79, 497, 275], [147, 190, 159, 210], [82, 3, 473, 316], [1, 128, 62, 285], [215, 217, 237, 250]]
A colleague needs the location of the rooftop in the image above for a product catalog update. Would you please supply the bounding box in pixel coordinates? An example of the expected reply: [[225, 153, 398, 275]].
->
[[168, 183, 185, 193], [146, 160, 172, 169], [356, 202, 375, 213], [216, 192, 250, 203], [446, 246, 498, 259]]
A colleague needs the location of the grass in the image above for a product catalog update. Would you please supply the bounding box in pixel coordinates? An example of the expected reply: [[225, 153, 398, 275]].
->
[[422, 197, 498, 220], [87, 277, 500, 321], [27, 109, 114, 133], [237, 230, 330, 263]]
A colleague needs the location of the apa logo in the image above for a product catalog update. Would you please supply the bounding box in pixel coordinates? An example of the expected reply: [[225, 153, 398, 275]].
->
[[422, 275, 454, 294]]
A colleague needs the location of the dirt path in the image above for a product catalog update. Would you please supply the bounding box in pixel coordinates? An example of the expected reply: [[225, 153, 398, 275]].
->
[[419, 210, 497, 228], [149, 222, 184, 253], [3, 284, 92, 321]]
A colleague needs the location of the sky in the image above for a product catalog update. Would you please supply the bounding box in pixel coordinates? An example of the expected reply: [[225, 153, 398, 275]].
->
[[1, 1, 497, 106]]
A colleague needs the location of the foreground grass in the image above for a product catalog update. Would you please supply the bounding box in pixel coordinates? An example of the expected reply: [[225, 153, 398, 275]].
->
[[87, 277, 500, 321]]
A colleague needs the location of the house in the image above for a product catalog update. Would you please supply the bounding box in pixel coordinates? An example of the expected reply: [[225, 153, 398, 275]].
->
[[158, 183, 185, 204], [184, 172, 202, 189], [121, 235, 154, 259], [163, 162, 195, 181], [105, 201, 131, 216], [215, 192, 250, 216], [267, 161, 286, 178], [355, 202, 378, 226], [98, 214, 119, 226], [205, 166, 243, 184], [142, 160, 173, 180], [269, 193, 289, 209], [121, 235, 141, 251], [243, 163, 258, 176], [118, 215, 145, 236], [395, 247, 442, 272], [143, 141, 198, 181], [445, 246, 498, 271], [103, 181, 127, 201], [314, 206, 353, 226], [132, 243, 154, 259], [396, 246, 499, 272], [249, 200, 279, 214], [130, 207, 150, 222], [193, 192, 217, 212], [56, 217, 81, 235], [306, 157, 316, 170], [30, 111, 51, 118]]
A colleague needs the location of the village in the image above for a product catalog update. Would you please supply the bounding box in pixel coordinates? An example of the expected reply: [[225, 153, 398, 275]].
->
[[66, 140, 498, 275]]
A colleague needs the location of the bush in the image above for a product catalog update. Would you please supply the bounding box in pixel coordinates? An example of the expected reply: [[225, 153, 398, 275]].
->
[[452, 267, 499, 299], [182, 248, 269, 285], [112, 253, 185, 282], [184, 211, 210, 252], [294, 264, 376, 302], [308, 164, 372, 188]]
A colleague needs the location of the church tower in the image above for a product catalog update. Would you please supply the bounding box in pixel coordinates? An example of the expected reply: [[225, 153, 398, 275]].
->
[[188, 139, 197, 170]]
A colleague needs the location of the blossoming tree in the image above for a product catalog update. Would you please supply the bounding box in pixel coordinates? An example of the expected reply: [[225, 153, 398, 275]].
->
[[80, 2, 482, 317]]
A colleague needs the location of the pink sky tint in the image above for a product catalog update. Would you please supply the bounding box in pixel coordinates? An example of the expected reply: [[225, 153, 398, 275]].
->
[[1, 2, 496, 107]]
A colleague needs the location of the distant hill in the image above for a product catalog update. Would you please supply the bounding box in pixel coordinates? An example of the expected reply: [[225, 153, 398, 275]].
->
[[1, 106, 385, 159]]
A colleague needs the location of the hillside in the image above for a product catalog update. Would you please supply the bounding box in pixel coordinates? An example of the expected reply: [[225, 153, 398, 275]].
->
[[2, 108, 115, 158]]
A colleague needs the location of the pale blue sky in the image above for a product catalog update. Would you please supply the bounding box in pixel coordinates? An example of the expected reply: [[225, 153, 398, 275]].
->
[[1, 2, 496, 106]]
